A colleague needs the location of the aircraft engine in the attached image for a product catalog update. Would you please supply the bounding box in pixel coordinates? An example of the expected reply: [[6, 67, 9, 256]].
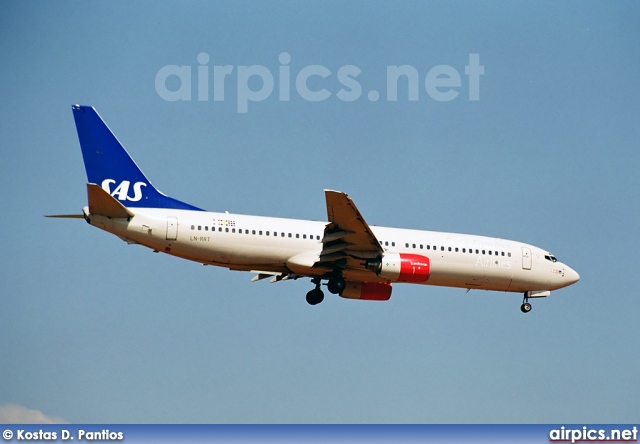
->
[[340, 281, 392, 301], [366, 253, 431, 283]]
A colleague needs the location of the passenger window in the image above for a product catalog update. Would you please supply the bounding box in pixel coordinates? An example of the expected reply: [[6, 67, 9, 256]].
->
[[259, 230, 263, 235], [508, 252, 511, 257], [455, 247, 458, 252], [482, 250, 485, 254], [191, 225, 194, 230], [288, 233, 292, 238], [420, 244, 423, 249], [412, 244, 416, 249], [501, 252, 505, 256], [405, 243, 409, 248], [316, 235, 320, 240], [427, 245, 430, 250], [303, 234, 307, 239], [488, 251, 492, 255], [448, 247, 452, 252], [392, 242, 395, 247], [441, 246, 444, 251], [296, 234, 299, 238]]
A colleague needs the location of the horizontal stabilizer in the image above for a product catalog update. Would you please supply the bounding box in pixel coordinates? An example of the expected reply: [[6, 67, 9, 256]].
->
[[45, 214, 85, 219], [87, 183, 134, 218]]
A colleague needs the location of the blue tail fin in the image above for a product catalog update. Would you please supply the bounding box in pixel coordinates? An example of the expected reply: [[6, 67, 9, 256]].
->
[[72, 105, 203, 211]]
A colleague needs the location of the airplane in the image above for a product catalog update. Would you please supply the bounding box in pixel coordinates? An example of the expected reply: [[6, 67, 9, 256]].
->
[[48, 105, 580, 313]]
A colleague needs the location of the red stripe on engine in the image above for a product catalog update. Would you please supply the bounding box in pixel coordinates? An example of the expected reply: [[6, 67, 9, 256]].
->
[[398, 254, 431, 282]]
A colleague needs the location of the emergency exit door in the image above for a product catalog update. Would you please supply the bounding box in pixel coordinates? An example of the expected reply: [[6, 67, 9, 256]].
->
[[522, 247, 532, 270]]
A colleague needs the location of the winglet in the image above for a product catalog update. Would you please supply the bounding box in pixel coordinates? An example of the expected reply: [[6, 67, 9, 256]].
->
[[87, 183, 134, 218]]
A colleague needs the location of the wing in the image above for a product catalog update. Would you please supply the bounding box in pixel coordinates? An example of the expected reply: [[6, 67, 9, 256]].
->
[[319, 190, 383, 266]]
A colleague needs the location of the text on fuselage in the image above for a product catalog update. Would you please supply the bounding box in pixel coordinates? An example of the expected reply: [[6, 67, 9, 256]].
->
[[190, 236, 210, 242], [476, 257, 512, 269]]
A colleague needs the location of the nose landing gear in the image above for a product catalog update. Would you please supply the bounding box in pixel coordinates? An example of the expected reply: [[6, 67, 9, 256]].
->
[[521, 293, 532, 313]]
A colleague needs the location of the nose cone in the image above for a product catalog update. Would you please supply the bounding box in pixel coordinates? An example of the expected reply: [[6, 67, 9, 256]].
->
[[565, 266, 580, 286]]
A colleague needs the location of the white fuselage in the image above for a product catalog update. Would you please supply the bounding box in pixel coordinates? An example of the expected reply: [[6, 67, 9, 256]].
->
[[87, 207, 580, 294]]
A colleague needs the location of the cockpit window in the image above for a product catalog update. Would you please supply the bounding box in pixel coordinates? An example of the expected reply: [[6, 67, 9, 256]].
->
[[544, 254, 558, 263]]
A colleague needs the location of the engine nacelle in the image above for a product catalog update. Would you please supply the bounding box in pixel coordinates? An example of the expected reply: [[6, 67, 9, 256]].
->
[[340, 282, 392, 301], [367, 253, 431, 283]]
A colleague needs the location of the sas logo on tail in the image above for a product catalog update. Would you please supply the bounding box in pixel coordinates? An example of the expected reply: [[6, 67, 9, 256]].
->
[[101, 179, 146, 202]]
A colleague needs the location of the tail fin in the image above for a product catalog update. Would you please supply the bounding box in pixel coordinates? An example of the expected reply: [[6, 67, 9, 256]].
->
[[72, 105, 203, 211]]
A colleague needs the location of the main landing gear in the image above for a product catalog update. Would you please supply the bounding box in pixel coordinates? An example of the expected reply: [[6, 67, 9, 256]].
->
[[327, 276, 346, 295], [306, 278, 324, 305], [305, 276, 346, 305], [521, 292, 532, 313]]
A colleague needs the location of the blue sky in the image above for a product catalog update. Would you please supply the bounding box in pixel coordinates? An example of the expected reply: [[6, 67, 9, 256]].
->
[[1, 1, 639, 423]]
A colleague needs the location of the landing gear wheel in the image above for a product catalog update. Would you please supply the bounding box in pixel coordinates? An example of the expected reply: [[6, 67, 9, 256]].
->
[[306, 288, 324, 305], [327, 277, 346, 295]]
